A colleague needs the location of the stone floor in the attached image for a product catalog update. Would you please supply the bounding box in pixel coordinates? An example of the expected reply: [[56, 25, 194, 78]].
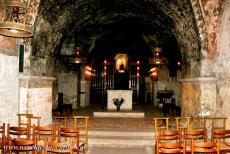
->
[[71, 104, 164, 131], [67, 104, 165, 154]]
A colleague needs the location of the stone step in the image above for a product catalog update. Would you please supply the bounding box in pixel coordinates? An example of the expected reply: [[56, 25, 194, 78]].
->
[[88, 130, 155, 147]]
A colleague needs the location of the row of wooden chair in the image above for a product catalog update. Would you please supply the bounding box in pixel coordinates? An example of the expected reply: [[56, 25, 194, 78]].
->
[[156, 128, 230, 153], [154, 116, 227, 133], [0, 123, 86, 153], [52, 115, 89, 147], [156, 129, 218, 154], [17, 113, 90, 148]]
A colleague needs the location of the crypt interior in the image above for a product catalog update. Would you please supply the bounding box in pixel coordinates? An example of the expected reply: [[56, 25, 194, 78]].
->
[[0, 0, 230, 153]]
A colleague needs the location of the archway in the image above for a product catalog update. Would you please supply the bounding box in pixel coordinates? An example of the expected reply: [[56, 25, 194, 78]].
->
[[29, 0, 203, 123]]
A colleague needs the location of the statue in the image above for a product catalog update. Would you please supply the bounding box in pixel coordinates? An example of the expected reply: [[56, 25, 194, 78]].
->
[[114, 64, 129, 90]]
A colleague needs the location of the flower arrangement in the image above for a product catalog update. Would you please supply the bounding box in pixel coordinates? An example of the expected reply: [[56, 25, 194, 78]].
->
[[113, 97, 124, 111]]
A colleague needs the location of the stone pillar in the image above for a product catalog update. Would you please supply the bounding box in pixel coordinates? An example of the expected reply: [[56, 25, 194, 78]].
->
[[180, 77, 217, 116], [19, 76, 56, 126], [79, 65, 90, 107], [80, 80, 90, 107], [0, 53, 19, 125]]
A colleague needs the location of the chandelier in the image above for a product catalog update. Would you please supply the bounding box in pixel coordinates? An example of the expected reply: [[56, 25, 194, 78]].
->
[[0, 0, 34, 38], [149, 47, 168, 81], [150, 47, 168, 65], [69, 49, 86, 64]]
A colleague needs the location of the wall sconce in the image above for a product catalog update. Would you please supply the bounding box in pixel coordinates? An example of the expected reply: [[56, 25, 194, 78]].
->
[[149, 66, 158, 81], [150, 47, 168, 65], [0, 0, 35, 37], [85, 65, 95, 79]]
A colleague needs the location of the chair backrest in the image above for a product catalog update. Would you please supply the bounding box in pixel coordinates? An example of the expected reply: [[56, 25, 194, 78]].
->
[[185, 129, 207, 141], [52, 111, 61, 117], [153, 117, 170, 140], [7, 124, 36, 154], [192, 116, 226, 130], [72, 116, 89, 147], [46, 140, 73, 154], [0, 123, 5, 140], [58, 127, 79, 142], [0, 123, 6, 154], [52, 116, 68, 130], [7, 124, 29, 140], [191, 140, 220, 153], [17, 113, 41, 137], [156, 140, 186, 154], [211, 129, 230, 142], [175, 116, 191, 131], [10, 138, 36, 153], [206, 117, 227, 130], [157, 130, 181, 143], [33, 125, 55, 141], [191, 116, 206, 129]]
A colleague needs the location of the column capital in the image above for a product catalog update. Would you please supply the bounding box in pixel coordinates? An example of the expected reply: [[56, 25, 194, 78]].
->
[[19, 75, 56, 82], [180, 77, 217, 83]]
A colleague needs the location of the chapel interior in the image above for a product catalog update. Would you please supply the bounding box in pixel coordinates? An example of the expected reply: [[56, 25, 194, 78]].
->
[[0, 0, 230, 153]]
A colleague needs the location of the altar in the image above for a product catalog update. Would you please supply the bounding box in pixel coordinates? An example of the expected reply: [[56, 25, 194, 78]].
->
[[107, 90, 133, 110]]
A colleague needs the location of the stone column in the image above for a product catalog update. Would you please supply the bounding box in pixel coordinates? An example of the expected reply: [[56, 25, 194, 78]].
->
[[19, 76, 56, 126], [80, 65, 90, 107], [180, 77, 217, 116]]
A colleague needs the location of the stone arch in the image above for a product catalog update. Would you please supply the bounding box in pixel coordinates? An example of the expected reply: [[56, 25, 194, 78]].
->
[[31, 0, 202, 78], [27, 0, 214, 124]]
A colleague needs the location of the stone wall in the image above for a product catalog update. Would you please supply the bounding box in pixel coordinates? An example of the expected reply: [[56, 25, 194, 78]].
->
[[181, 77, 217, 117], [0, 53, 19, 125], [153, 67, 181, 107], [19, 76, 55, 126], [215, 0, 230, 129], [57, 73, 78, 109]]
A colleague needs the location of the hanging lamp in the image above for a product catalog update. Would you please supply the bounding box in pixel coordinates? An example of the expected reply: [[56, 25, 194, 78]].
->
[[0, 0, 34, 38]]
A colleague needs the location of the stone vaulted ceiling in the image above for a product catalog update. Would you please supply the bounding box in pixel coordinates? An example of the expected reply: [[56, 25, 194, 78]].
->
[[32, 0, 201, 70]]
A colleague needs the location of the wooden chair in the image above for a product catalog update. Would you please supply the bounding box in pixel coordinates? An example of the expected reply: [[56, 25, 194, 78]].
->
[[7, 124, 30, 140], [192, 116, 227, 130], [17, 113, 41, 137], [175, 116, 191, 142], [206, 117, 227, 130], [33, 125, 55, 154], [58, 127, 85, 153], [7, 124, 36, 154], [175, 116, 191, 132], [184, 129, 207, 152], [157, 130, 181, 142], [185, 129, 207, 141], [52, 116, 68, 129], [72, 116, 89, 149], [52, 111, 61, 117], [46, 140, 73, 154], [211, 129, 230, 153], [191, 140, 220, 154], [0, 123, 6, 154], [191, 116, 206, 129], [9, 138, 37, 154], [33, 125, 55, 140], [153, 117, 170, 140], [33, 125, 55, 145], [156, 130, 183, 154], [156, 140, 186, 154]]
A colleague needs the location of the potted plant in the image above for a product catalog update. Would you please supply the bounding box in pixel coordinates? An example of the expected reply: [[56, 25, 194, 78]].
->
[[113, 97, 124, 111]]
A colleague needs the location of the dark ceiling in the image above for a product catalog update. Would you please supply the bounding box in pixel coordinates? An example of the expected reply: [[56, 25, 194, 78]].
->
[[32, 0, 200, 74]]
